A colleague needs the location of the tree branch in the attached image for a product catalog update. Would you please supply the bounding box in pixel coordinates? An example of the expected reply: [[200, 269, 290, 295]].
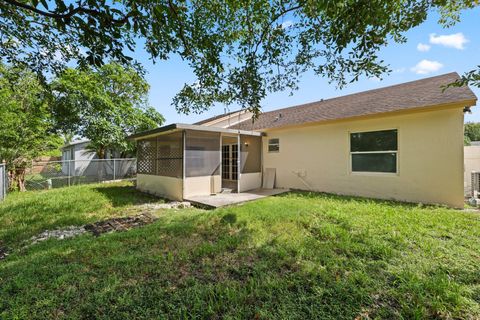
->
[[253, 5, 302, 54], [167, 0, 190, 54], [3, 0, 82, 19], [3, 0, 134, 24]]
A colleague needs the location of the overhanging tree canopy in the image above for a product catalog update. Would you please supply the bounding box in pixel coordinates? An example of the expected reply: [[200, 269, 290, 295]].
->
[[51, 63, 165, 158], [1, 0, 477, 116], [0, 63, 62, 191]]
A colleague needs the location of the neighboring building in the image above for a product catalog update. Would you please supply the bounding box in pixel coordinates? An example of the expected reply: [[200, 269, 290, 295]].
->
[[464, 144, 480, 197], [469, 141, 480, 146], [61, 140, 96, 162], [61, 140, 96, 176], [130, 73, 477, 208], [61, 140, 123, 176], [61, 140, 124, 161]]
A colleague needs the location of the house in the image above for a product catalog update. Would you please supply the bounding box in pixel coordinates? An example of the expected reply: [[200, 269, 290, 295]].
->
[[61, 140, 124, 176], [61, 140, 95, 176], [61, 140, 96, 162], [464, 143, 480, 197], [129, 72, 477, 208]]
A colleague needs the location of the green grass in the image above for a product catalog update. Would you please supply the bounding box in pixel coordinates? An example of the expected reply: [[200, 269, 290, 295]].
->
[[0, 181, 160, 248], [1, 184, 480, 319]]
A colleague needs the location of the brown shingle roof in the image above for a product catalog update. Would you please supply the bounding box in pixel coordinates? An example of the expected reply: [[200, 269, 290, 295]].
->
[[229, 72, 477, 131]]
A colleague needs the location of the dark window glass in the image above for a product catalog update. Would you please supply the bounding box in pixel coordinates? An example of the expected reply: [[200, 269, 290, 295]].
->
[[352, 153, 397, 173], [268, 138, 279, 152], [350, 130, 397, 152]]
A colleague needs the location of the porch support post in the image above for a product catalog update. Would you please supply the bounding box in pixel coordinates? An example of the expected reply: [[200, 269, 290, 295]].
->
[[237, 134, 241, 193], [182, 130, 186, 199], [219, 134, 222, 191]]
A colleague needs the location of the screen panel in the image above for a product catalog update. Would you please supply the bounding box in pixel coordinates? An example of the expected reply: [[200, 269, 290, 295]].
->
[[185, 130, 221, 177]]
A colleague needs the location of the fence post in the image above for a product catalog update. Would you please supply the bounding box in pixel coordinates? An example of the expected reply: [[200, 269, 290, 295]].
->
[[113, 159, 116, 181], [0, 164, 5, 201], [68, 160, 71, 187]]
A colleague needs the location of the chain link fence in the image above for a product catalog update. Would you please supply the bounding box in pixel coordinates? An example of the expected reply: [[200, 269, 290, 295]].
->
[[0, 164, 6, 201], [23, 159, 137, 191]]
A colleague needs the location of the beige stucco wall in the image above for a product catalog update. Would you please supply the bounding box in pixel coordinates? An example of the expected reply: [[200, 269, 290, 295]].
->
[[239, 172, 262, 192], [184, 175, 221, 198], [240, 135, 262, 173], [262, 107, 465, 208], [464, 146, 480, 196], [137, 174, 183, 200]]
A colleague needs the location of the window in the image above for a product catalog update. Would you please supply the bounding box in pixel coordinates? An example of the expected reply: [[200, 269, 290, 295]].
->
[[350, 129, 398, 173], [268, 138, 279, 152]]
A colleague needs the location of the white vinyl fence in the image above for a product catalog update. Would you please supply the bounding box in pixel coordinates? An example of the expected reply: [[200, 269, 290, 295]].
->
[[0, 164, 6, 201], [24, 158, 137, 191]]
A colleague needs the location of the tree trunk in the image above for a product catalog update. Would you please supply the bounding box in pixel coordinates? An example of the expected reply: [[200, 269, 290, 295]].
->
[[16, 168, 26, 192], [97, 147, 105, 182], [7, 170, 15, 191], [8, 167, 27, 192]]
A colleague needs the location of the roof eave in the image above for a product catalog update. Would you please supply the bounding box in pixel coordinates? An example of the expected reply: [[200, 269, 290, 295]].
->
[[60, 140, 90, 150], [128, 123, 264, 140]]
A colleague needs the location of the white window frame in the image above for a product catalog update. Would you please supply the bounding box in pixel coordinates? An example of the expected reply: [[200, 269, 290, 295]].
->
[[349, 129, 399, 176], [268, 138, 280, 153]]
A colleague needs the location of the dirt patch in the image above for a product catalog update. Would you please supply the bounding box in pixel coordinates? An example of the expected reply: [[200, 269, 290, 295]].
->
[[355, 292, 401, 320], [84, 213, 158, 236], [30, 226, 87, 245], [135, 202, 192, 210], [2, 201, 185, 261]]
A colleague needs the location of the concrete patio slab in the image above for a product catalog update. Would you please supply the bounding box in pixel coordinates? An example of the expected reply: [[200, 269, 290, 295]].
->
[[185, 188, 289, 208]]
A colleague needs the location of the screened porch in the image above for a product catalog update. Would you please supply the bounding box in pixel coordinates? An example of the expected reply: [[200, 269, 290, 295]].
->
[[133, 124, 263, 200]]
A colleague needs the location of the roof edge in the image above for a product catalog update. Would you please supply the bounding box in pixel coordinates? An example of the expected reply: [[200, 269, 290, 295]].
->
[[128, 123, 264, 140], [194, 109, 243, 125], [127, 124, 179, 140], [61, 139, 91, 149], [248, 73, 470, 121], [253, 99, 477, 132]]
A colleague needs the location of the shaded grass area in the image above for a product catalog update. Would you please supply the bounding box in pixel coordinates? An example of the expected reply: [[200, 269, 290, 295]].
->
[[1, 189, 480, 318], [0, 181, 160, 248]]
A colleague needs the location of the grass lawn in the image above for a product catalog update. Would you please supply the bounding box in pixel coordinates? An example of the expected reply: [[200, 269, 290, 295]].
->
[[0, 181, 160, 248], [1, 182, 480, 319]]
